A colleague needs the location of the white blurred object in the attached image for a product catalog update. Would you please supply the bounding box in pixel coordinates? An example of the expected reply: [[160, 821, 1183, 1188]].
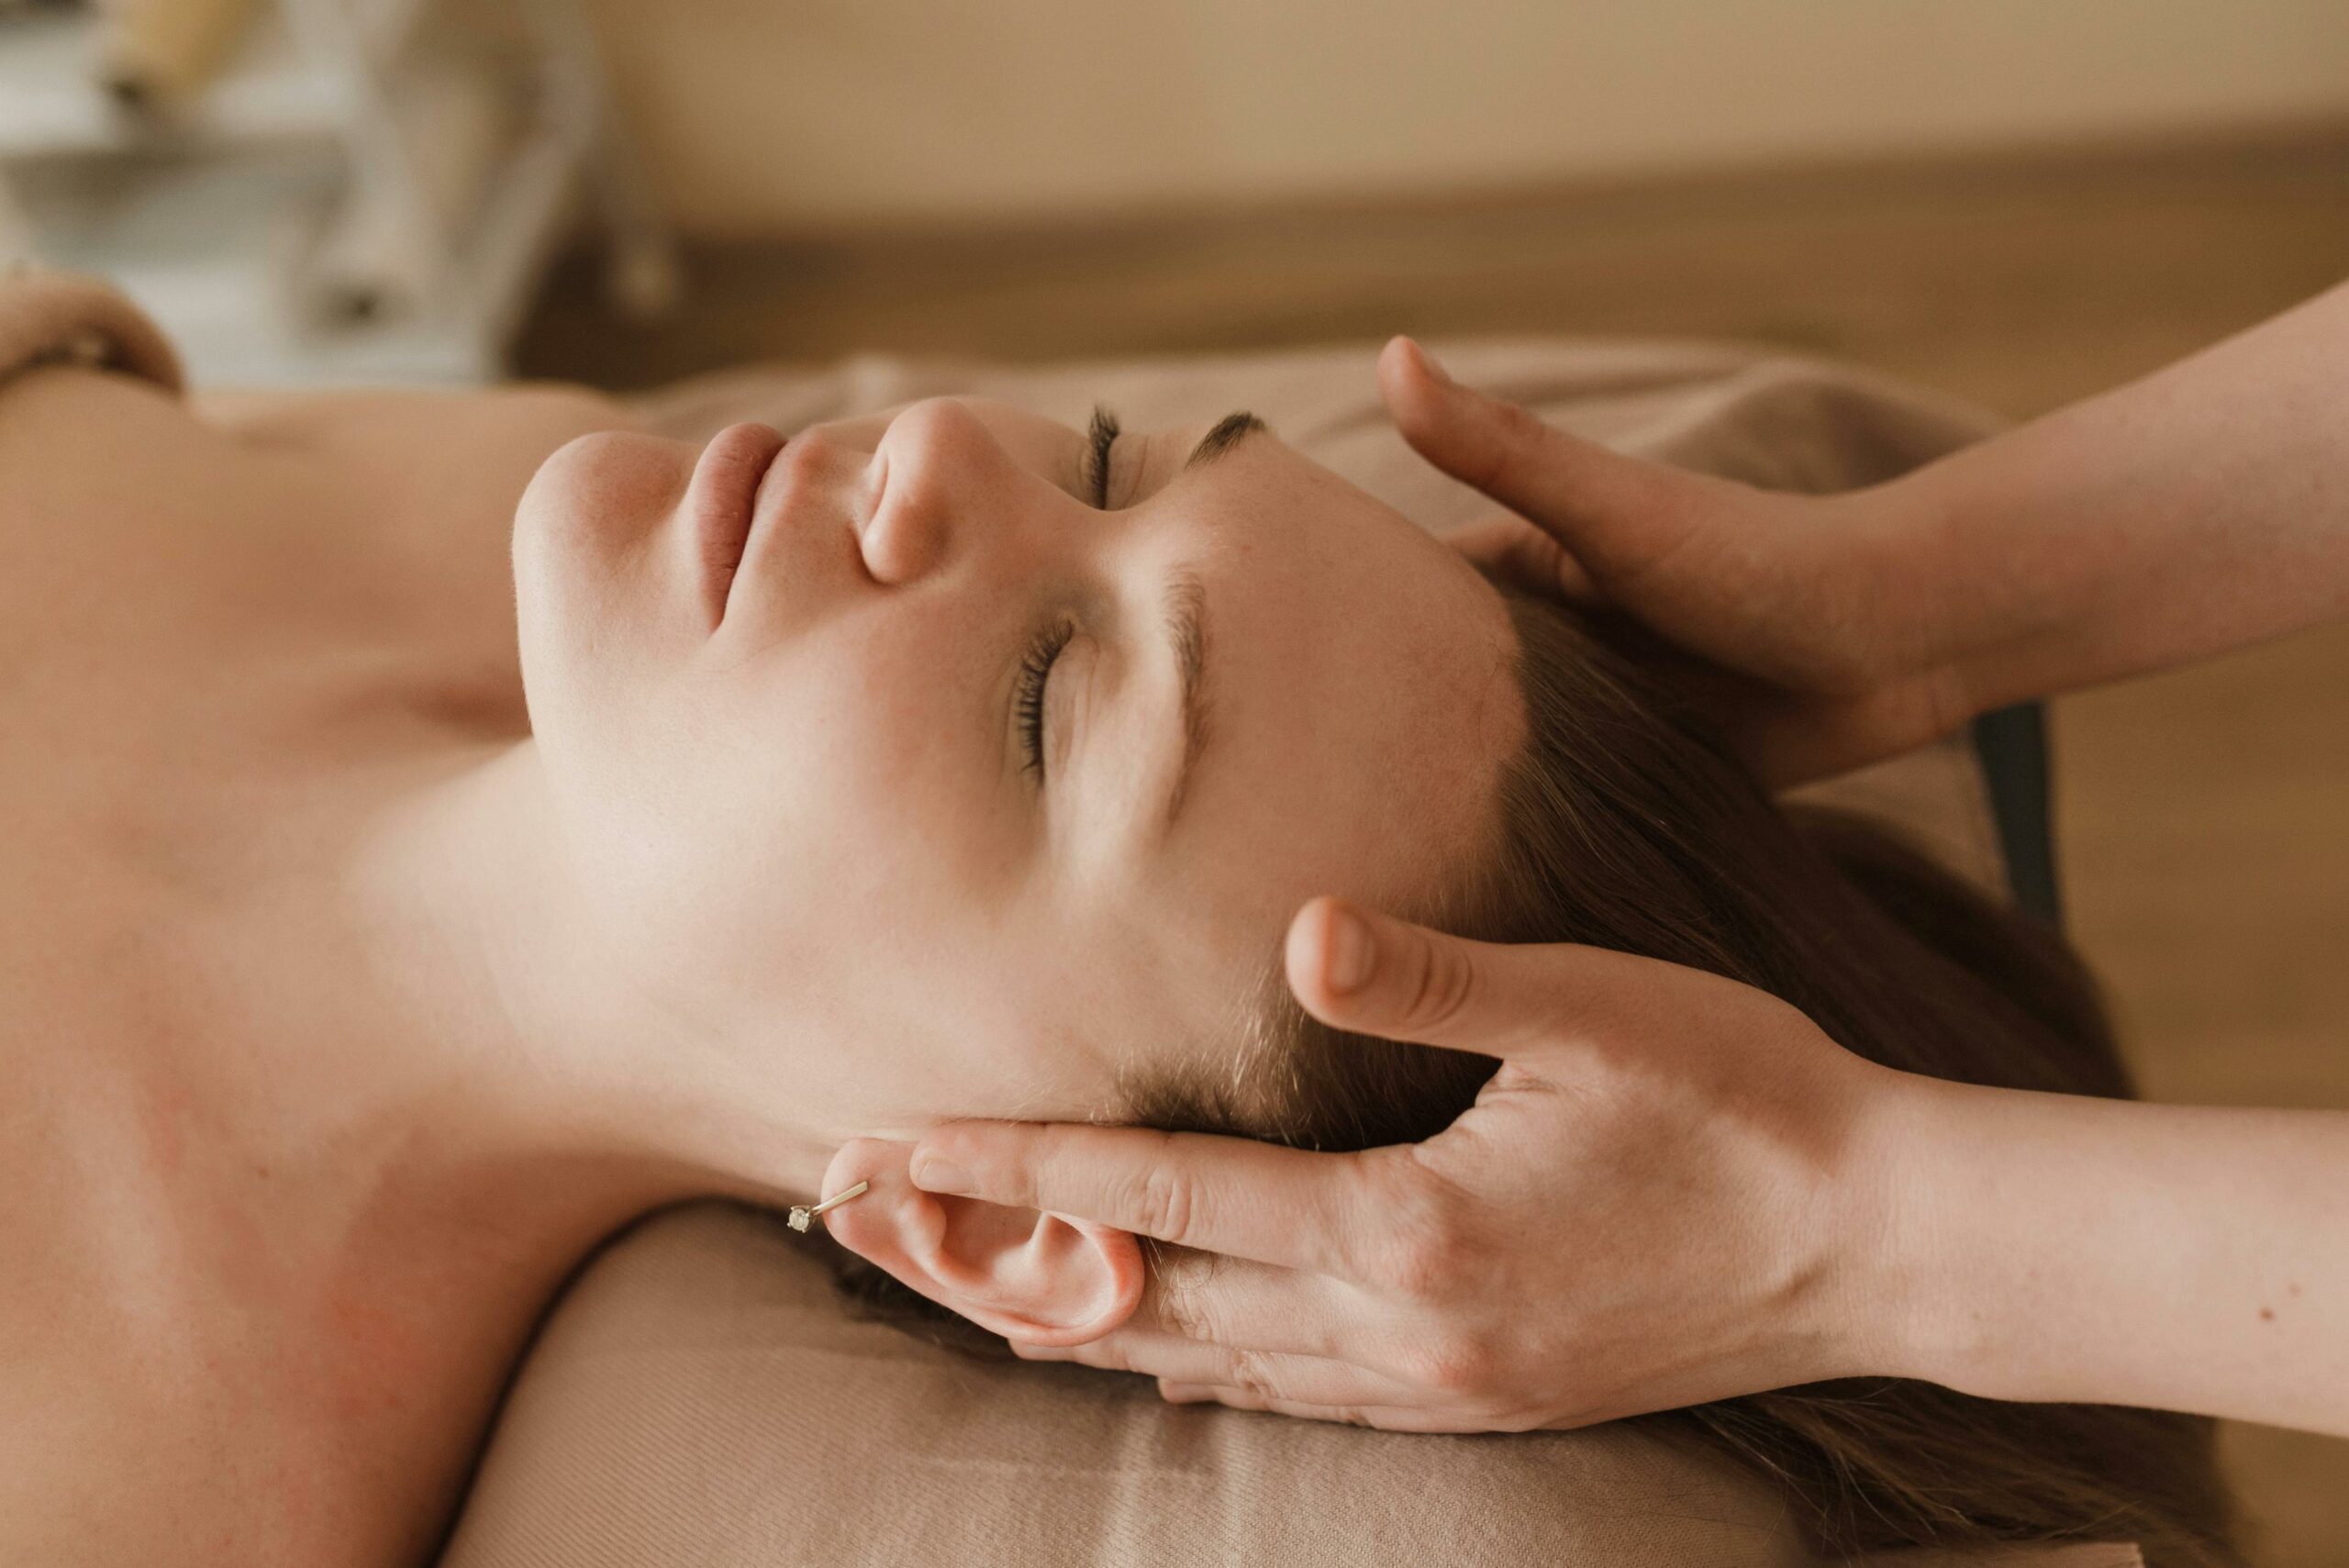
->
[[0, 0, 679, 384], [296, 44, 508, 327]]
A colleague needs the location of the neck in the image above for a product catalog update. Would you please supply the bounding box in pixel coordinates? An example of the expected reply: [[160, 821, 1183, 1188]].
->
[[342, 740, 845, 1208], [187, 736, 845, 1559]]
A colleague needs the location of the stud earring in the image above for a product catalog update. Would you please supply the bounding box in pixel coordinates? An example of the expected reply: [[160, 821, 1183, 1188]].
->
[[786, 1179, 870, 1233]]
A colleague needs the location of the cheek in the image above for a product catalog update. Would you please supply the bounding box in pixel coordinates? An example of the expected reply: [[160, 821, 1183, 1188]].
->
[[863, 916, 1177, 1121], [582, 616, 1019, 1002], [767, 611, 1026, 885]]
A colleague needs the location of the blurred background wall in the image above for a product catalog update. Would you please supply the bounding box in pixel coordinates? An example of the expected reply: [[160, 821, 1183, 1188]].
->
[[585, 0, 2349, 234]]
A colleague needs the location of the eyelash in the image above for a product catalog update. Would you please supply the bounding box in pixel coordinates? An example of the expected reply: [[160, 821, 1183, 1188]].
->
[[1016, 618, 1074, 780], [1081, 406, 1119, 507], [1016, 407, 1119, 783]]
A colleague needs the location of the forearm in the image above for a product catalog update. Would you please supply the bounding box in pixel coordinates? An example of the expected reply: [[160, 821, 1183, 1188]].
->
[[1862, 1073, 2349, 1434], [1883, 278, 2349, 715]]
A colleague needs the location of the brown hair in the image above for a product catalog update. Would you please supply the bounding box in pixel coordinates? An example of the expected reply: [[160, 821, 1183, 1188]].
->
[[838, 590, 2239, 1566]]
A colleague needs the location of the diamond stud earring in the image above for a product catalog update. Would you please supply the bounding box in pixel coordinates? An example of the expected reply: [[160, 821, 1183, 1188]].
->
[[786, 1179, 871, 1233]]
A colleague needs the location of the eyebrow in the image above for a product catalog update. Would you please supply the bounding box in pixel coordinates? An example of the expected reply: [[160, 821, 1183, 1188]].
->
[[1161, 567, 1211, 832], [1183, 410, 1266, 472]]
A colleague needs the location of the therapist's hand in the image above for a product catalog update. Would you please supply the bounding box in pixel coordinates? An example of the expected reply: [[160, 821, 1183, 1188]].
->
[[1380, 337, 1976, 786], [906, 895, 1914, 1432]]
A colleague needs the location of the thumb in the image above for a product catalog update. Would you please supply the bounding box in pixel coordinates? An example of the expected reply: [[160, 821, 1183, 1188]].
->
[[1377, 336, 1700, 586], [1284, 895, 1620, 1058]]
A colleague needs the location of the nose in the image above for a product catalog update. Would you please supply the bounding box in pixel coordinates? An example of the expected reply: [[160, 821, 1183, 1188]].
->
[[856, 398, 1032, 586]]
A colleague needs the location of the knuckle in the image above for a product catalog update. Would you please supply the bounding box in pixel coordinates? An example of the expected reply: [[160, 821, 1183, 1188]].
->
[[1123, 1158, 1197, 1244], [1222, 1347, 1278, 1402], [1397, 939, 1482, 1037], [1149, 1262, 1219, 1343]]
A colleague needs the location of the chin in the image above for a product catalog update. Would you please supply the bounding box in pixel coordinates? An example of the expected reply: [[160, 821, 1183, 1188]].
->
[[517, 429, 693, 573]]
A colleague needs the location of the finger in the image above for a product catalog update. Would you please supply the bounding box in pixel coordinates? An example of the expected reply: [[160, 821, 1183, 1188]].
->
[[1442, 514, 1600, 605], [1377, 335, 1699, 585], [1131, 1246, 1357, 1358], [1159, 1381, 1471, 1433], [1284, 895, 1657, 1057], [907, 1119, 1375, 1274], [1021, 1333, 1420, 1409]]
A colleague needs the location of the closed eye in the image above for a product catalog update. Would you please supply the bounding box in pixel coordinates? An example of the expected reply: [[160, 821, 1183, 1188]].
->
[[1015, 617, 1074, 780]]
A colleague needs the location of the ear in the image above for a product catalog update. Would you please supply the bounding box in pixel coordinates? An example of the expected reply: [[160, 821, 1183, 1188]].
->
[[814, 1138, 1145, 1347]]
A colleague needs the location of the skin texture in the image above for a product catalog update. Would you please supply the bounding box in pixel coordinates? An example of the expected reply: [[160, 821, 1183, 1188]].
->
[[904, 314, 2349, 1440], [0, 365, 1519, 1565]]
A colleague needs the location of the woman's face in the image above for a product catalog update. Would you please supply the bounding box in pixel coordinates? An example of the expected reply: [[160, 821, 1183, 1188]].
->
[[512, 397, 1520, 1131]]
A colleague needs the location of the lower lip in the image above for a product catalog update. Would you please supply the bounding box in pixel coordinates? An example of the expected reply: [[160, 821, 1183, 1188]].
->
[[689, 421, 788, 625]]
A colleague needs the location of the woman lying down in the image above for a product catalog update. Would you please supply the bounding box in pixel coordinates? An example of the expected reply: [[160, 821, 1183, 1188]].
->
[[1, 275, 2233, 1566]]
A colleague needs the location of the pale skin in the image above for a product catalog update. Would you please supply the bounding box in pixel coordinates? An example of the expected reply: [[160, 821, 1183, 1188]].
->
[[0, 361, 1520, 1565], [907, 282, 2349, 1439]]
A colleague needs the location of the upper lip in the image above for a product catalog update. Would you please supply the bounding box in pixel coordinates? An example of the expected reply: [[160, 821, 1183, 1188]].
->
[[688, 422, 788, 627]]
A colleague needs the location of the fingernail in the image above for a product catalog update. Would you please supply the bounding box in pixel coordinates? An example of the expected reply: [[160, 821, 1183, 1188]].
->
[[1160, 1382, 1214, 1404], [1408, 339, 1456, 388], [1324, 906, 1375, 995], [910, 1154, 974, 1194]]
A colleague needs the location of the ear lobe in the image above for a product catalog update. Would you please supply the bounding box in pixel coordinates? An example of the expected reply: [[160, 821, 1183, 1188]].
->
[[818, 1138, 1144, 1347]]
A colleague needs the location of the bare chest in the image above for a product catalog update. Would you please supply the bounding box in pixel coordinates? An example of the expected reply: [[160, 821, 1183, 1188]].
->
[[0, 372, 631, 1562], [0, 1026, 481, 1568]]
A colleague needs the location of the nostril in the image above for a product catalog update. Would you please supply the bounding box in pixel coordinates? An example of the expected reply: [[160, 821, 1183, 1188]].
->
[[857, 450, 890, 536], [861, 455, 954, 586]]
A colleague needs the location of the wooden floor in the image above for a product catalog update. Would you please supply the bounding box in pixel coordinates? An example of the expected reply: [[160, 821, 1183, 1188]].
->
[[518, 125, 2349, 1567]]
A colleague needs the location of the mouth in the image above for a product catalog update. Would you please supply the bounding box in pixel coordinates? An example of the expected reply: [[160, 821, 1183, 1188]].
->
[[687, 421, 789, 627]]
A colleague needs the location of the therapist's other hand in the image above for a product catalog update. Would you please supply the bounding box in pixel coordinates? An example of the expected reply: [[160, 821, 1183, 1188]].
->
[[905, 895, 1909, 1432], [1382, 337, 1972, 786]]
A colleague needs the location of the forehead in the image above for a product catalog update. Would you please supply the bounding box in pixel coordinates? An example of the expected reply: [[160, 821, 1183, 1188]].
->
[[1098, 428, 1523, 1017], [1191, 441, 1519, 877]]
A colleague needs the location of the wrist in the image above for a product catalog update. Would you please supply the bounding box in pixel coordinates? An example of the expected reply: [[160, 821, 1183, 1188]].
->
[[1850, 467, 1997, 729], [1819, 1065, 1984, 1388]]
